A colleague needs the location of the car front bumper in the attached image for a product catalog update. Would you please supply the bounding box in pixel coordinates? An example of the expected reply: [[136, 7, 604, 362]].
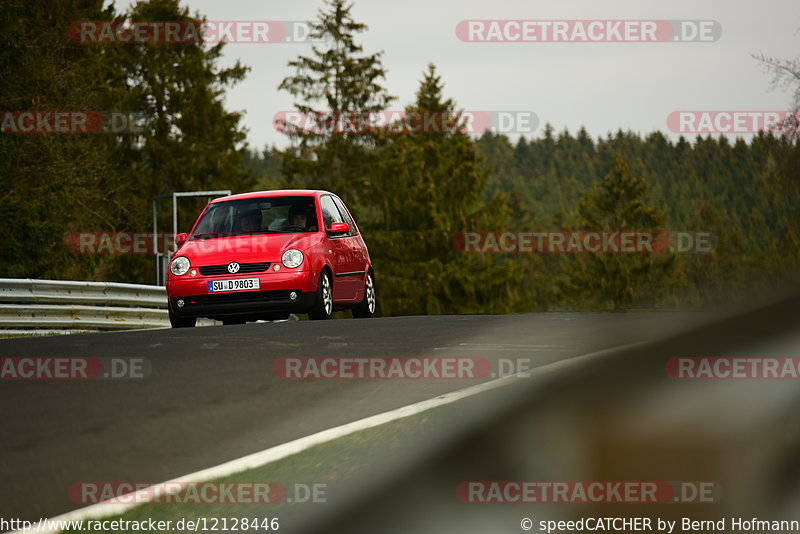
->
[[166, 269, 318, 319]]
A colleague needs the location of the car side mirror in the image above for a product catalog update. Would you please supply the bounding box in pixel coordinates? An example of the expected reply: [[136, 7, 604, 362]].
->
[[175, 232, 188, 246], [329, 222, 350, 234]]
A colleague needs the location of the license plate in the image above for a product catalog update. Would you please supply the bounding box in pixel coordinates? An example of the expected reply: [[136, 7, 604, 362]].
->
[[208, 278, 260, 292]]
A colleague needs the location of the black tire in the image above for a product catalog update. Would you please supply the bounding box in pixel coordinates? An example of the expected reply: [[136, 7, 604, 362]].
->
[[169, 309, 196, 328], [308, 270, 333, 320], [352, 271, 377, 318], [222, 318, 247, 325]]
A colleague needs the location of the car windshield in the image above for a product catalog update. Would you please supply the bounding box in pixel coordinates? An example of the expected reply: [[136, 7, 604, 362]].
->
[[191, 196, 318, 239]]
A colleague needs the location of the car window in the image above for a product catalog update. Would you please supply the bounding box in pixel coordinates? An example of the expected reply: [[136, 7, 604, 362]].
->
[[192, 196, 317, 237], [331, 196, 357, 236], [320, 195, 344, 229]]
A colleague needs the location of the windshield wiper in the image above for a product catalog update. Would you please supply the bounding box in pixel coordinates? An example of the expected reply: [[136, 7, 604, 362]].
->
[[191, 232, 231, 239], [233, 230, 284, 235]]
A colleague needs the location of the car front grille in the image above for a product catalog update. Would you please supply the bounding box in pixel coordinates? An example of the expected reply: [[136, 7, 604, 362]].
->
[[198, 262, 271, 276], [184, 290, 299, 306]]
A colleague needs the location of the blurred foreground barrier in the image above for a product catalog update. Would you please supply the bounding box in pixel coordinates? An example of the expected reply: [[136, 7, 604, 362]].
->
[[0, 278, 171, 331], [291, 292, 800, 533]]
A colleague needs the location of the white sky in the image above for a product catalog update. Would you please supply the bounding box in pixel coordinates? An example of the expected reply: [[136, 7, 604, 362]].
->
[[111, 0, 800, 149]]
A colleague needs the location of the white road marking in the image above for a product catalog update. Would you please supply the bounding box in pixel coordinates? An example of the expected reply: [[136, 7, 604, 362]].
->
[[15, 341, 644, 533], [458, 343, 564, 349], [433, 346, 568, 352]]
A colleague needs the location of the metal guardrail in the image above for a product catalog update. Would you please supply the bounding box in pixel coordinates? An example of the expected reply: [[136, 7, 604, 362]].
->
[[288, 293, 800, 533], [0, 278, 170, 331]]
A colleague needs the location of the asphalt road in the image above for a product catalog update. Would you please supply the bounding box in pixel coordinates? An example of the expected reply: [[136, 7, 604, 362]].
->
[[0, 312, 698, 521]]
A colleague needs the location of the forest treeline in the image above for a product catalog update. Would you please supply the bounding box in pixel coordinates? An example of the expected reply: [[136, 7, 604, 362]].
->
[[2, 0, 799, 315], [247, 125, 800, 313]]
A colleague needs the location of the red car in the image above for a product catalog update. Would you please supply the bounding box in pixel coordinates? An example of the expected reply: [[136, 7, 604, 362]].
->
[[165, 190, 377, 327]]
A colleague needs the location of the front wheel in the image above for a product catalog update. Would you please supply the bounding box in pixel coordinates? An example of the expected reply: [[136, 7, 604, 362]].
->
[[352, 272, 377, 318], [308, 271, 333, 320], [169, 309, 196, 328]]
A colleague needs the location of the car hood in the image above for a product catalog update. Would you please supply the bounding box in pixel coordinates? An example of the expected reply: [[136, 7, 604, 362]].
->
[[174, 232, 324, 265]]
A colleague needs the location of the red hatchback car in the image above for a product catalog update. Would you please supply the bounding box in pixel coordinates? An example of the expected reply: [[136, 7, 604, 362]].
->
[[165, 190, 377, 327]]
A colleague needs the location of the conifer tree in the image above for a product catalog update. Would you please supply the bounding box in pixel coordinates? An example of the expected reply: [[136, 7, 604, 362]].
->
[[568, 155, 676, 310], [366, 64, 525, 315], [277, 0, 394, 199]]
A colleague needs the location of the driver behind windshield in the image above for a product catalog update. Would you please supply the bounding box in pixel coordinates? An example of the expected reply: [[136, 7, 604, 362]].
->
[[287, 204, 308, 230]]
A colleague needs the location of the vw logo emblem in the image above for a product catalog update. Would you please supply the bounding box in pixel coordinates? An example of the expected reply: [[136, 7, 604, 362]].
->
[[227, 262, 240, 274]]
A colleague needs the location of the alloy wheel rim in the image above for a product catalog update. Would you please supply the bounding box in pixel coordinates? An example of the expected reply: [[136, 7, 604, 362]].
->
[[323, 275, 332, 316], [366, 276, 376, 313]]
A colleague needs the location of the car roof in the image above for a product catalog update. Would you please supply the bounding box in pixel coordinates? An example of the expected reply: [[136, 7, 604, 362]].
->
[[211, 189, 333, 203]]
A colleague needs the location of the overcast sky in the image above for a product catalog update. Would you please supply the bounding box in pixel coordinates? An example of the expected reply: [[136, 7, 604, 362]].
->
[[111, 0, 800, 149]]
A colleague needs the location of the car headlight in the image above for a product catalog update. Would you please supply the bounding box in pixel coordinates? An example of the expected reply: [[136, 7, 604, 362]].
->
[[170, 256, 190, 276], [282, 249, 304, 269]]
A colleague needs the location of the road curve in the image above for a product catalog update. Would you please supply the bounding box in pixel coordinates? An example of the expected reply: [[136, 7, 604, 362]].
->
[[0, 313, 695, 521]]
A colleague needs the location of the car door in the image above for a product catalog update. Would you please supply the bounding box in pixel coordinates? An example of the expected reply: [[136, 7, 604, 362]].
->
[[331, 195, 368, 299], [319, 195, 357, 301]]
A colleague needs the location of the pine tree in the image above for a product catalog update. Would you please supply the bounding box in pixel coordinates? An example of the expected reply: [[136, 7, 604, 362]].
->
[[0, 0, 254, 283], [0, 0, 120, 279], [277, 0, 394, 199], [567, 154, 677, 310], [101, 0, 253, 282], [365, 64, 525, 315]]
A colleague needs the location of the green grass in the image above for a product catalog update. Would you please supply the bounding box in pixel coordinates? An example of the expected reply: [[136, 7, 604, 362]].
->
[[59, 404, 451, 533]]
